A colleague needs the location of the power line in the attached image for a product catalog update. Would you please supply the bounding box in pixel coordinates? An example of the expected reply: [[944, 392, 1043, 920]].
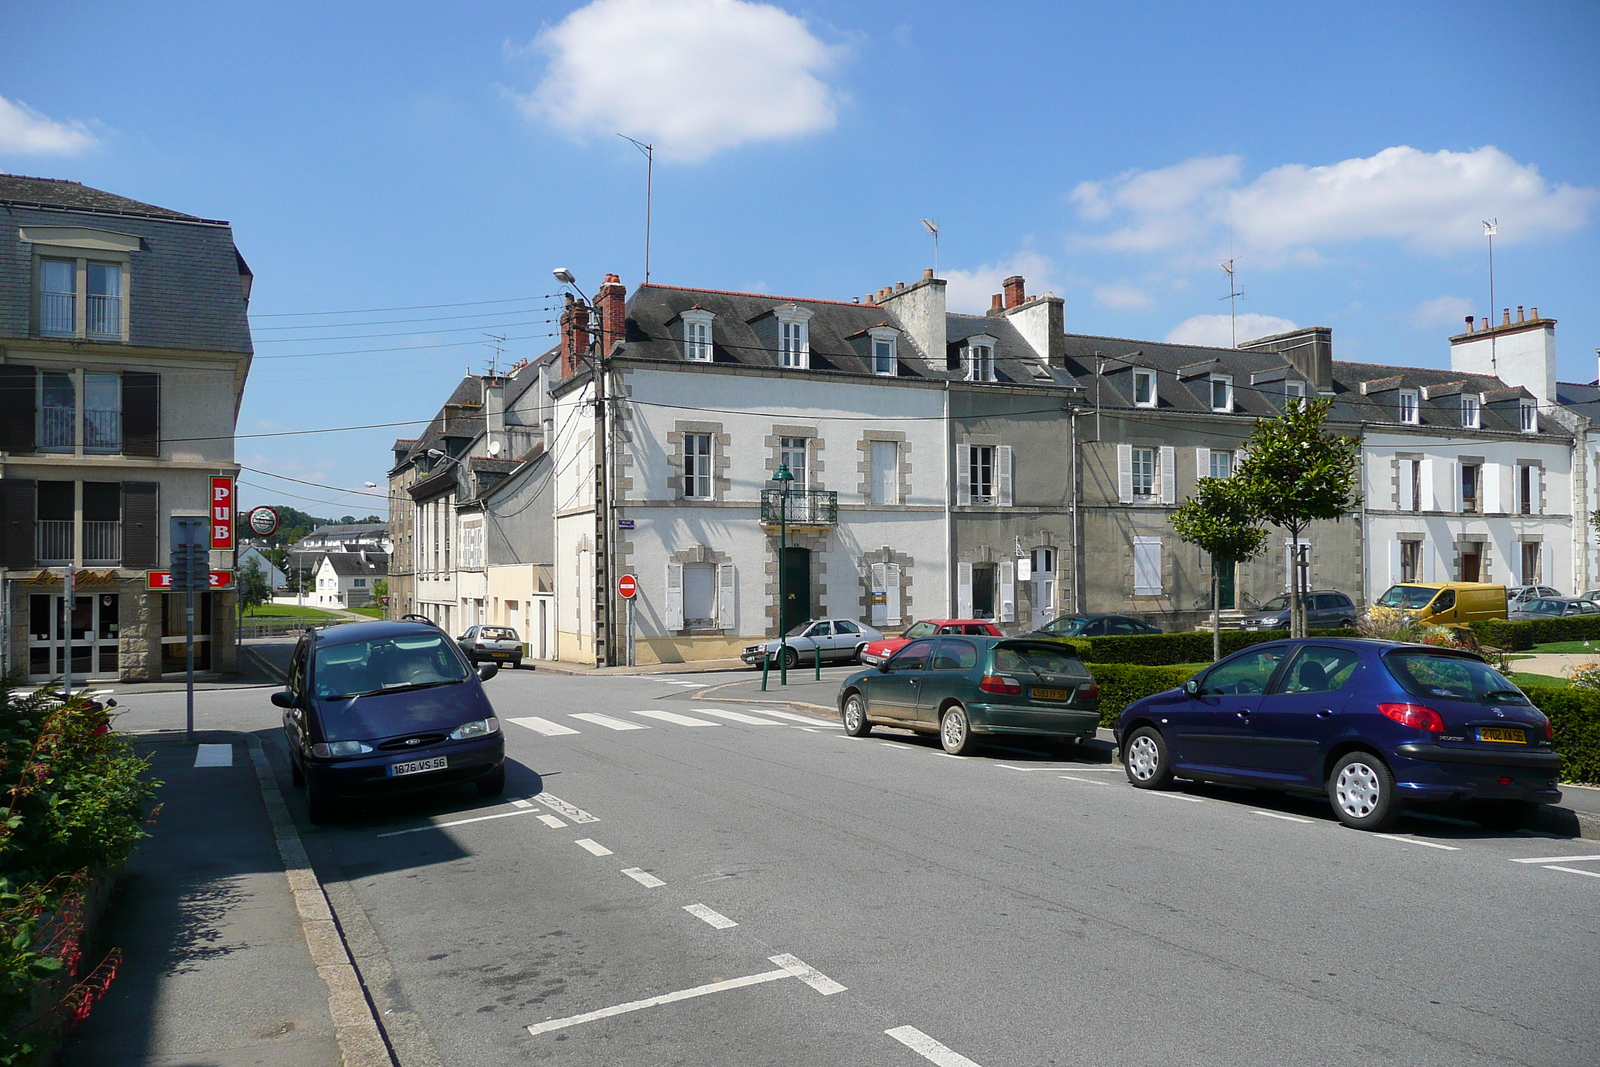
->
[[253, 305, 559, 333], [253, 316, 558, 345], [237, 480, 388, 513], [241, 465, 388, 498], [253, 329, 557, 360], [251, 293, 561, 318]]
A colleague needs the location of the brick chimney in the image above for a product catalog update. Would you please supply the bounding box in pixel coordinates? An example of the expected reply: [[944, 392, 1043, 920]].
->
[[1003, 275, 1026, 309], [560, 295, 590, 378], [597, 272, 626, 356]]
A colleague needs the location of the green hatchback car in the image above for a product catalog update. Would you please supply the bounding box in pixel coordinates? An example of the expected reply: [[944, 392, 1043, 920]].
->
[[837, 636, 1101, 755]]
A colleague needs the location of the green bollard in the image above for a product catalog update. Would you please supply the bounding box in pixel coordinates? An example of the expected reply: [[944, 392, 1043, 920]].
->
[[760, 651, 769, 691], [814, 642, 821, 680], [780, 642, 788, 686]]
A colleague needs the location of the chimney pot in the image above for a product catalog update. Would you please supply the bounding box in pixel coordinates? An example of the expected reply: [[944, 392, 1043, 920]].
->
[[1465, 315, 1476, 331], [1517, 305, 1525, 322], [990, 293, 1004, 311], [1503, 308, 1512, 326], [1481, 317, 1489, 331], [895, 281, 905, 291], [1531, 307, 1539, 319], [922, 268, 934, 280], [852, 297, 859, 304], [1003, 275, 1026, 309]]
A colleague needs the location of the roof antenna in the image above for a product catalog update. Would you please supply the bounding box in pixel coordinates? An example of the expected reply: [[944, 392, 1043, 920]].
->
[[483, 333, 506, 377], [620, 135, 654, 284], [1484, 218, 1498, 374], [921, 219, 940, 277], [1219, 258, 1244, 348]]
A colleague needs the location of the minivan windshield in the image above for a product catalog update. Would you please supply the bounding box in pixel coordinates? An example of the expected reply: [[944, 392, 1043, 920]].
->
[[1384, 650, 1530, 705], [1256, 595, 1291, 612], [313, 633, 470, 699], [1377, 585, 1438, 610]]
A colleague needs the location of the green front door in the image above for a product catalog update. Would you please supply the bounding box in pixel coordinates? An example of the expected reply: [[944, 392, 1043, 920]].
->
[[781, 547, 810, 634], [1214, 555, 1236, 611]]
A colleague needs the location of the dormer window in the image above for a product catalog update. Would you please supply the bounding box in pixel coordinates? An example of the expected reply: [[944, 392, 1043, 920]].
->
[[1133, 368, 1156, 407], [681, 309, 714, 362], [869, 328, 898, 376], [1399, 389, 1419, 425], [1209, 375, 1233, 412], [965, 340, 996, 382], [774, 304, 813, 369], [1285, 380, 1307, 409], [1521, 400, 1537, 432], [1461, 394, 1480, 429]]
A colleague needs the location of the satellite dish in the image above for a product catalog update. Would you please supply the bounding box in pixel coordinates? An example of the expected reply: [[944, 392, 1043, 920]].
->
[[487, 440, 502, 456]]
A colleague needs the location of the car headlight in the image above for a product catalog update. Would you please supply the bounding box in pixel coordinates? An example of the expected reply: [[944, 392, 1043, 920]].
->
[[310, 740, 373, 758], [450, 717, 499, 739]]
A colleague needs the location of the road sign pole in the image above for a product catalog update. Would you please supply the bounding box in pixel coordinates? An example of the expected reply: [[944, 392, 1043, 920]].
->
[[185, 584, 195, 744]]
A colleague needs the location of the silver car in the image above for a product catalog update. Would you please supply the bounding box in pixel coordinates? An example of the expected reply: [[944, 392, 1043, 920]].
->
[[457, 625, 527, 668], [741, 618, 885, 669]]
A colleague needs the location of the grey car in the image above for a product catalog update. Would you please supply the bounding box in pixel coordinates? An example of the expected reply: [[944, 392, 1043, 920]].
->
[[741, 618, 885, 669], [1509, 597, 1600, 620], [1241, 590, 1358, 631], [457, 625, 526, 668]]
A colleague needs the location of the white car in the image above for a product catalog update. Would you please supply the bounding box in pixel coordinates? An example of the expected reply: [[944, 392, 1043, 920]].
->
[[740, 618, 885, 669]]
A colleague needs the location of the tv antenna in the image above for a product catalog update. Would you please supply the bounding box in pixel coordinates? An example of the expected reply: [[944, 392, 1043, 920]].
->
[[620, 135, 654, 284], [1219, 259, 1245, 347], [483, 333, 507, 376], [921, 219, 940, 277], [1484, 218, 1498, 373]]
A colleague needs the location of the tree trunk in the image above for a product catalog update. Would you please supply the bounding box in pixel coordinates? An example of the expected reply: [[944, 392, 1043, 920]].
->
[[1289, 529, 1304, 639], [1212, 567, 1221, 661]]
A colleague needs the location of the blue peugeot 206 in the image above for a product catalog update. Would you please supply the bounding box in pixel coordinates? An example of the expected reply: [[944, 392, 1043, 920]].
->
[[1114, 638, 1561, 831], [274, 620, 506, 822]]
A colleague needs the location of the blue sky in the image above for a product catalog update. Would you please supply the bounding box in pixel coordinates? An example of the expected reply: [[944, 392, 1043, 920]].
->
[[4, 0, 1597, 519]]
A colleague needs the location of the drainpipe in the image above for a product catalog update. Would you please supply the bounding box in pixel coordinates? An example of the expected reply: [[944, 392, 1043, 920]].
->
[[944, 381, 955, 616], [1070, 407, 1081, 614]]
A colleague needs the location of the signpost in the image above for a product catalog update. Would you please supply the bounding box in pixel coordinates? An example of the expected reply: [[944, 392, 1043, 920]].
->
[[617, 575, 637, 667], [170, 517, 208, 744]]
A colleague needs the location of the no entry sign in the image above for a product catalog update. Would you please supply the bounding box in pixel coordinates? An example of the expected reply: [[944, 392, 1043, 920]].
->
[[617, 574, 638, 599]]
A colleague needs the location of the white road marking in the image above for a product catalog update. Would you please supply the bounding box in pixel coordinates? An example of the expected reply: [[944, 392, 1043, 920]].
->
[[995, 764, 1033, 772], [767, 953, 847, 995], [941, 753, 962, 759], [572, 712, 648, 731], [879, 742, 909, 750], [692, 708, 780, 726], [376, 809, 534, 838], [575, 838, 612, 856], [1058, 775, 1107, 785], [683, 903, 738, 929], [508, 716, 579, 736], [536, 792, 599, 823], [656, 680, 711, 688], [537, 814, 567, 828], [738, 707, 830, 725], [1373, 834, 1460, 851], [1511, 854, 1600, 864], [193, 744, 233, 767], [510, 799, 534, 809], [1252, 810, 1314, 824], [631, 709, 721, 727], [622, 867, 666, 888], [1145, 791, 1204, 803], [885, 1025, 985, 1067], [1543, 864, 1600, 879], [526, 968, 791, 1036]]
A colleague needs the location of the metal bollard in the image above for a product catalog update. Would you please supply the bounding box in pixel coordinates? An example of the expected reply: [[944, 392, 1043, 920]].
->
[[761, 652, 769, 691], [814, 643, 821, 680]]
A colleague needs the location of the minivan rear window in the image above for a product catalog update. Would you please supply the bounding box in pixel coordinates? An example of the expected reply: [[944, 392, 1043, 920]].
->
[[1384, 651, 1530, 705]]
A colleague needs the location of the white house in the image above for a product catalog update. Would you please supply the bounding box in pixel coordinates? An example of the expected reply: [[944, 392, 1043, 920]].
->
[[312, 551, 388, 608]]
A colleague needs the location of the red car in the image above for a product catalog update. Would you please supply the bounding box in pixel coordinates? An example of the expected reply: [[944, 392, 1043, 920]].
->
[[857, 619, 1003, 666]]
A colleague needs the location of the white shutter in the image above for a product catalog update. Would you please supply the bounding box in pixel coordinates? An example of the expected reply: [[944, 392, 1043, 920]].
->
[[957, 561, 973, 619], [997, 445, 1014, 507], [1398, 459, 1414, 511], [1234, 449, 1246, 478], [1196, 447, 1211, 481], [1389, 539, 1402, 583], [1532, 467, 1543, 514], [956, 443, 972, 506], [1423, 543, 1437, 582], [1418, 459, 1434, 513], [1437, 459, 1456, 512], [870, 562, 888, 626], [1117, 444, 1134, 504], [666, 562, 684, 631], [1483, 462, 1501, 513], [885, 563, 902, 627], [716, 563, 735, 630], [998, 561, 1015, 623], [1133, 539, 1162, 596], [1159, 446, 1176, 504]]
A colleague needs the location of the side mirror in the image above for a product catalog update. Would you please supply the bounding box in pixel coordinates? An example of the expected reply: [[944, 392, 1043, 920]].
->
[[1182, 678, 1200, 697], [478, 663, 500, 682], [270, 690, 296, 709], [876, 660, 892, 673]]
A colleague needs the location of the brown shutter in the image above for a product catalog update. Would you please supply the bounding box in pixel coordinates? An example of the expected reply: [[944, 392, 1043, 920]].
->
[[123, 372, 160, 457], [122, 482, 160, 568], [0, 479, 36, 569], [0, 366, 35, 453]]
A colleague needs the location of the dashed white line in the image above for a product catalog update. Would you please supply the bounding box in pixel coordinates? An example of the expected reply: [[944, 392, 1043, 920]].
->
[[692, 708, 780, 726], [510, 799, 534, 808], [879, 742, 909, 750], [526, 968, 791, 1036], [1543, 865, 1600, 879], [572, 712, 649, 731], [193, 744, 233, 767], [1252, 810, 1314, 824], [1145, 791, 1204, 803], [1058, 774, 1108, 785], [768, 953, 847, 995], [508, 716, 580, 736], [885, 1025, 985, 1067], [574, 838, 612, 856], [995, 764, 1033, 772], [535, 792, 599, 823], [683, 903, 738, 929], [375, 809, 535, 838], [1373, 834, 1460, 851], [632, 709, 721, 727], [622, 867, 666, 888], [738, 707, 831, 725], [536, 813, 567, 828], [1510, 853, 1600, 864]]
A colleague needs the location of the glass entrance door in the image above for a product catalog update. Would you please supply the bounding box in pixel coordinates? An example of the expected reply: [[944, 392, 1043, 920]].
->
[[27, 593, 120, 682]]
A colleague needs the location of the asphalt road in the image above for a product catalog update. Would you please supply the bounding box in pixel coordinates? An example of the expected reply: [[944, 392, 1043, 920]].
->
[[115, 667, 1600, 1066]]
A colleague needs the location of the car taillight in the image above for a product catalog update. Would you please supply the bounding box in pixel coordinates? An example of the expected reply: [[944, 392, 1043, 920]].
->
[[1076, 682, 1100, 702], [979, 675, 1022, 695], [475, 642, 487, 649], [1541, 714, 1554, 740], [1379, 702, 1445, 732]]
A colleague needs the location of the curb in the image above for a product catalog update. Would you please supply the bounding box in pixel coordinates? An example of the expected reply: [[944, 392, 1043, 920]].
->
[[241, 643, 287, 684], [243, 735, 394, 1067]]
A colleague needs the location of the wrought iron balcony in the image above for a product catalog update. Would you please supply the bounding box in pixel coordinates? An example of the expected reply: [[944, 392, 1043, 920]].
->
[[760, 488, 837, 527]]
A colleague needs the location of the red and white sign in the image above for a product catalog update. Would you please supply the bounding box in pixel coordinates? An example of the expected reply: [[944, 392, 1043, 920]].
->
[[210, 476, 235, 550], [147, 570, 234, 591], [617, 574, 638, 599]]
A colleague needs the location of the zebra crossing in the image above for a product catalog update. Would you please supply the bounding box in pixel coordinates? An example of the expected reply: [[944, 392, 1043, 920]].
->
[[507, 707, 831, 737]]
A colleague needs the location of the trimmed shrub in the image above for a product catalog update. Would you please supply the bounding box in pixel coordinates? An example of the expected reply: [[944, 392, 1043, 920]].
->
[[1520, 686, 1600, 784], [1470, 615, 1600, 651], [1065, 628, 1356, 666], [1086, 663, 1201, 727]]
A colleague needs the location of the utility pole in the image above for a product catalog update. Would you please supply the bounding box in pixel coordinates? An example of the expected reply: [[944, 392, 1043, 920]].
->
[[593, 336, 612, 667], [1484, 218, 1499, 373]]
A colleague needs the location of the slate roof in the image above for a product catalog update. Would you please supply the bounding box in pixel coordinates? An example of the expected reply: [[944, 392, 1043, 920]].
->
[[321, 552, 389, 577], [1328, 361, 1557, 436], [1556, 380, 1600, 422], [1057, 332, 1310, 418], [0, 174, 205, 221]]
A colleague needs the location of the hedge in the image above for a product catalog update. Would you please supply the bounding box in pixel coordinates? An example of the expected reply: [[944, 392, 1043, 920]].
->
[[1059, 628, 1357, 667], [1521, 687, 1600, 784], [1085, 663, 1201, 727], [1470, 616, 1600, 651]]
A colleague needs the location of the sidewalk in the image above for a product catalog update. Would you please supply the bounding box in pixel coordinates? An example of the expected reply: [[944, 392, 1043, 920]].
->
[[527, 655, 751, 676], [62, 732, 384, 1067]]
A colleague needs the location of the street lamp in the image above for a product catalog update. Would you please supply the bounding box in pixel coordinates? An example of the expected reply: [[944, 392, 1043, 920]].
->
[[772, 462, 794, 684]]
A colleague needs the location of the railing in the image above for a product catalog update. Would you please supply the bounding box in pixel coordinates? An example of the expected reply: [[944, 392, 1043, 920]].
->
[[36, 521, 73, 562], [87, 294, 122, 337], [84, 409, 121, 452], [39, 406, 74, 449], [83, 521, 121, 563], [759, 489, 838, 526], [39, 292, 74, 336]]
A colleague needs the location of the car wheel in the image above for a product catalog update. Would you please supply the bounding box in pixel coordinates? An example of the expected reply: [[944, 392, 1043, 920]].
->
[[1328, 751, 1399, 830], [1339, 618, 1355, 630], [1468, 799, 1537, 831], [306, 781, 338, 825], [290, 751, 304, 787], [841, 691, 872, 737], [782, 646, 800, 670], [854, 643, 868, 664], [1122, 726, 1173, 789], [940, 703, 977, 756], [476, 764, 507, 797]]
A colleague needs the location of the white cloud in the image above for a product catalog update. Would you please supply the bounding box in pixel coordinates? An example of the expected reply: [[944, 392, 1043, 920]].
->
[[518, 0, 841, 162], [1165, 312, 1298, 349], [1412, 295, 1476, 329], [941, 252, 1056, 314], [1074, 146, 1596, 256], [1093, 281, 1153, 310], [0, 95, 96, 156]]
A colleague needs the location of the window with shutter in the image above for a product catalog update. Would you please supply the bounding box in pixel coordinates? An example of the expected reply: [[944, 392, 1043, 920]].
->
[[716, 563, 735, 630], [122, 372, 160, 457], [1195, 447, 1210, 481], [998, 561, 1015, 623], [665, 562, 684, 631], [1133, 539, 1162, 596], [121, 482, 159, 568], [0, 366, 35, 453], [1117, 444, 1133, 503], [955, 444, 972, 505], [997, 445, 1013, 507], [0, 479, 37, 569], [1159, 446, 1175, 504], [957, 561, 973, 618], [885, 563, 902, 626], [870, 562, 888, 626]]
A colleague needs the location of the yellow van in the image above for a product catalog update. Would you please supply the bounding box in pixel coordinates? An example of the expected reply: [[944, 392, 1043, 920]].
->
[[1374, 582, 1508, 625]]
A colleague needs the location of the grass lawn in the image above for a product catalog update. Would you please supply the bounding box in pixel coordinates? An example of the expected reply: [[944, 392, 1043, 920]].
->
[[244, 604, 341, 621], [349, 606, 385, 618], [1508, 672, 1570, 689], [1525, 640, 1600, 655]]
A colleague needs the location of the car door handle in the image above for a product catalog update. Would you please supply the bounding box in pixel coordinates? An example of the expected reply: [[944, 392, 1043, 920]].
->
[[1235, 711, 1250, 720], [1316, 708, 1334, 719]]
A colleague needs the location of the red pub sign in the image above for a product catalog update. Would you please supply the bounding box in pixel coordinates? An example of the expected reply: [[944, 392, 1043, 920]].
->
[[211, 476, 235, 550]]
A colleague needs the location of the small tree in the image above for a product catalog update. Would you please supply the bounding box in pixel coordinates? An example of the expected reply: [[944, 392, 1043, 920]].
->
[[1172, 476, 1269, 661], [1235, 397, 1361, 638], [237, 557, 271, 618]]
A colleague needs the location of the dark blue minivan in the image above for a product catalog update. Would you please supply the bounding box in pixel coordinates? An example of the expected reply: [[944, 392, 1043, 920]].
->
[[275, 620, 506, 822], [1115, 638, 1561, 830]]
